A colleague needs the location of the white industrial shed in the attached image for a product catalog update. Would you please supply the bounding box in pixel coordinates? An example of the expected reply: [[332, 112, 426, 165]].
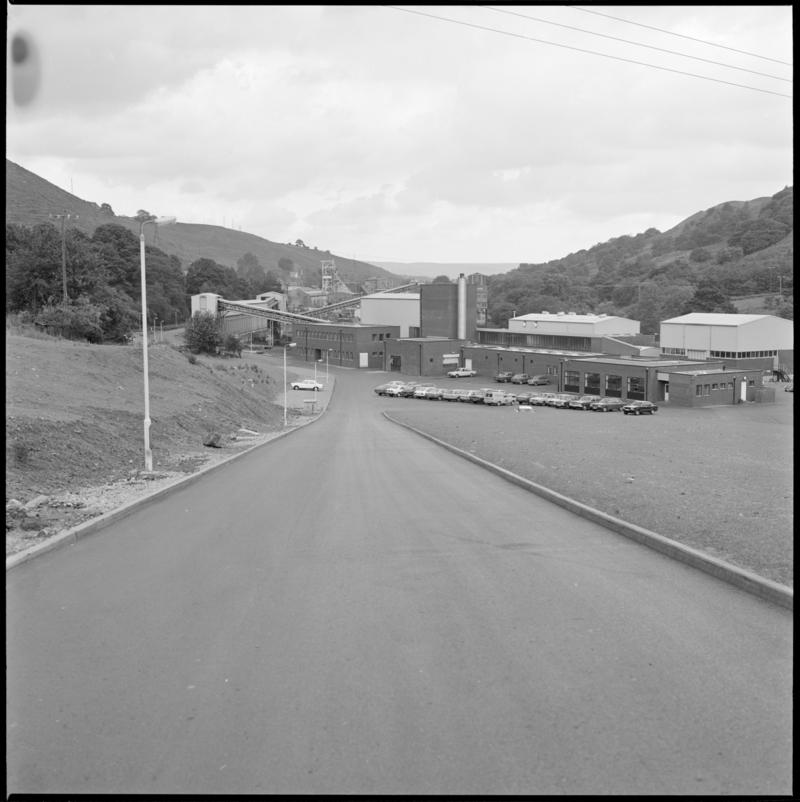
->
[[660, 313, 793, 369], [358, 292, 420, 338], [508, 312, 640, 337]]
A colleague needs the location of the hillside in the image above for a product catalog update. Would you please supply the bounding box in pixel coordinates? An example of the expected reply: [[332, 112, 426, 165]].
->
[[374, 261, 518, 280], [6, 330, 289, 494], [5, 159, 395, 286], [487, 186, 793, 328]]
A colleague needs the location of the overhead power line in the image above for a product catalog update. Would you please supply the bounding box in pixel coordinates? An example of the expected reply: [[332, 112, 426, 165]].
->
[[567, 5, 792, 67], [484, 6, 791, 83], [383, 6, 792, 99]]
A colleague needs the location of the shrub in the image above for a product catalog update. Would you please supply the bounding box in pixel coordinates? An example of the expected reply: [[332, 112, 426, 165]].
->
[[222, 334, 242, 357], [184, 311, 221, 354], [187, 353, 197, 365], [34, 298, 104, 343]]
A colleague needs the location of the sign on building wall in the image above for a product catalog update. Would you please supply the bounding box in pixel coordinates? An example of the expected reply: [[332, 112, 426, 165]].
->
[[442, 353, 460, 365]]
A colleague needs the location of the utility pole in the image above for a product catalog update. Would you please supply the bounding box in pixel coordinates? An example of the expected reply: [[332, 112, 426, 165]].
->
[[50, 211, 78, 303]]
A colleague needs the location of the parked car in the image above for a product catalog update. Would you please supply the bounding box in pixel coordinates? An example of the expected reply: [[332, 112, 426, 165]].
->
[[494, 372, 513, 383], [441, 388, 467, 401], [291, 379, 324, 391], [384, 382, 414, 397], [622, 400, 659, 415], [529, 392, 556, 406], [527, 375, 552, 386], [447, 367, 477, 378], [484, 389, 515, 405], [413, 385, 435, 399], [424, 386, 444, 400], [515, 392, 533, 404], [510, 373, 530, 384], [589, 397, 625, 412], [396, 382, 420, 397], [461, 389, 486, 403], [546, 393, 576, 408], [373, 380, 406, 396], [568, 394, 602, 410]]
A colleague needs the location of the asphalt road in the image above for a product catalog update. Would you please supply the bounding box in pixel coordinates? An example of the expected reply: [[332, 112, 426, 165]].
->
[[6, 367, 793, 795]]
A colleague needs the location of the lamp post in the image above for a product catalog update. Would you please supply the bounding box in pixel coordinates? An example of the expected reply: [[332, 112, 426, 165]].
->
[[138, 213, 176, 471], [283, 342, 297, 426]]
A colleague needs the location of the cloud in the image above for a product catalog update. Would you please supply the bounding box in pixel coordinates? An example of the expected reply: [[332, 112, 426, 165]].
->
[[6, 4, 792, 262]]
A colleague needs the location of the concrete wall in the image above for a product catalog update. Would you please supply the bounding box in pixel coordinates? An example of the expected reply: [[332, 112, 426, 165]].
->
[[359, 294, 420, 338]]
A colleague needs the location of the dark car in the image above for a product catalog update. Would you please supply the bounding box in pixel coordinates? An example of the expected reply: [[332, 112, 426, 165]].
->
[[510, 373, 530, 384], [622, 400, 658, 415], [527, 375, 552, 386], [494, 372, 513, 383], [589, 397, 625, 412]]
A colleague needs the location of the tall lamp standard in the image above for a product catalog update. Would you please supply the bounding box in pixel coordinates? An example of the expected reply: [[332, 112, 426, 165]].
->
[[283, 342, 297, 426], [138, 212, 176, 471]]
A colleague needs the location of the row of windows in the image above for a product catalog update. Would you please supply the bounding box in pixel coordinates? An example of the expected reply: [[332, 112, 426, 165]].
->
[[696, 382, 733, 395], [709, 350, 777, 359], [563, 372, 645, 399], [661, 348, 778, 359], [370, 332, 393, 341], [301, 330, 354, 343]]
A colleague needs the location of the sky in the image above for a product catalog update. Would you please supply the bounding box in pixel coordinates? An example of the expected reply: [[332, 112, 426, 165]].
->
[[6, 4, 793, 265]]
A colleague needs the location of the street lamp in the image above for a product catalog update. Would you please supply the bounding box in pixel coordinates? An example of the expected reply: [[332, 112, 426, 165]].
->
[[283, 342, 297, 426], [138, 213, 176, 471]]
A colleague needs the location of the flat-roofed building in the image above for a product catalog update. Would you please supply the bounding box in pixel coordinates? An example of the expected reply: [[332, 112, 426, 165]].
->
[[660, 313, 793, 373]]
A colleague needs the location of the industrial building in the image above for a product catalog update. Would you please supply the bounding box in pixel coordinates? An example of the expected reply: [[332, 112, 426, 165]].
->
[[290, 321, 400, 370], [660, 313, 794, 373], [478, 311, 658, 357], [558, 356, 766, 406], [420, 279, 478, 340]]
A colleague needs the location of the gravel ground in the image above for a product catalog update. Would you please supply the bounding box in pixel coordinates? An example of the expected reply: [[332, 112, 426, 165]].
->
[[384, 388, 793, 588]]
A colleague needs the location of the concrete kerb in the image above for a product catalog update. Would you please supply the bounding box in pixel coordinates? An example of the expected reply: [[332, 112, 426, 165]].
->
[[383, 411, 793, 612], [5, 380, 336, 573]]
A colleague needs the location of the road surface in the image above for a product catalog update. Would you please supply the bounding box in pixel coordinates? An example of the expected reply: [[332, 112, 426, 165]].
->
[[6, 368, 792, 795]]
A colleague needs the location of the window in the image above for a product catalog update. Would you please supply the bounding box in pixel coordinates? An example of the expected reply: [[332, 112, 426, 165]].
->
[[712, 383, 718, 390], [584, 372, 601, 393], [605, 374, 622, 397], [627, 376, 645, 400], [703, 384, 711, 396], [696, 384, 703, 396], [564, 370, 580, 393]]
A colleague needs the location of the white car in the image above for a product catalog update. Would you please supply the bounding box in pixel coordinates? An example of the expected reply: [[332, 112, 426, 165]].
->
[[291, 379, 324, 391], [447, 367, 477, 378]]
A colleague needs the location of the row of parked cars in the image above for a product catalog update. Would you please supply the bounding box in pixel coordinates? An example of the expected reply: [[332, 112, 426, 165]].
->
[[374, 381, 658, 413], [494, 372, 552, 385]]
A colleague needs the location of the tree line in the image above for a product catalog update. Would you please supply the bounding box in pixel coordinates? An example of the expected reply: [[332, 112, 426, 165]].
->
[[5, 219, 288, 343]]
